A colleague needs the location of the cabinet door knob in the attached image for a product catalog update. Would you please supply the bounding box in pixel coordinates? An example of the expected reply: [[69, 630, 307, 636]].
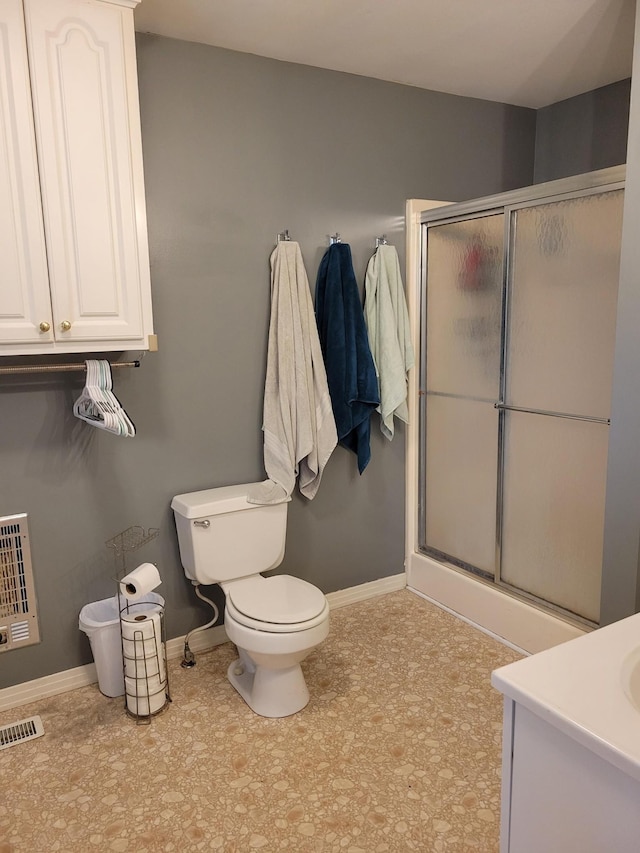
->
[[60, 320, 72, 332], [39, 321, 51, 333]]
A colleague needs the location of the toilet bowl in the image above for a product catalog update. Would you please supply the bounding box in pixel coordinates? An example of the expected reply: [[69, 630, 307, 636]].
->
[[224, 574, 330, 717], [171, 484, 330, 717]]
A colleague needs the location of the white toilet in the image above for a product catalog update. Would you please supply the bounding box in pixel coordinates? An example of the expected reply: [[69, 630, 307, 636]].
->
[[171, 483, 330, 718]]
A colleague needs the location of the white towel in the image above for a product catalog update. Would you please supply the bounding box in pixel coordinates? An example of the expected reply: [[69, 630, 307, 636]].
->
[[364, 244, 415, 441], [247, 242, 337, 505]]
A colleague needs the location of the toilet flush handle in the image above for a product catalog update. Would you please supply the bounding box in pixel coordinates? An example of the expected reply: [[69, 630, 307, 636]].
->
[[193, 519, 210, 528]]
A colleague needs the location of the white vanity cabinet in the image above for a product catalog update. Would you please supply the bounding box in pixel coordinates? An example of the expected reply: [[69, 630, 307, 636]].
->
[[0, 0, 153, 355], [492, 613, 640, 853]]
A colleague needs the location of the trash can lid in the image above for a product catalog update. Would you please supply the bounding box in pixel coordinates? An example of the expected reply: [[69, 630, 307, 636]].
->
[[79, 596, 121, 630], [79, 592, 164, 631]]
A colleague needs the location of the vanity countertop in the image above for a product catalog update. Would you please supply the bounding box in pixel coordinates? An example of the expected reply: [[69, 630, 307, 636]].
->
[[492, 610, 640, 782]]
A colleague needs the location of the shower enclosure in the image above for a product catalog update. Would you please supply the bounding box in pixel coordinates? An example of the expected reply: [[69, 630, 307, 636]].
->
[[409, 167, 625, 640]]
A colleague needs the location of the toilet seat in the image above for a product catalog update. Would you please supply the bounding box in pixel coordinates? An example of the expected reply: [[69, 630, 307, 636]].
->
[[225, 575, 329, 633]]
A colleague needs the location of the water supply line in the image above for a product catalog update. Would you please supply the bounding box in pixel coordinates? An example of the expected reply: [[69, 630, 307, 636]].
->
[[181, 582, 219, 668]]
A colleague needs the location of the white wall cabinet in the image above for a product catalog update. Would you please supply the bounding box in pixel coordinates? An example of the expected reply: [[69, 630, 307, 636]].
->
[[0, 0, 153, 355]]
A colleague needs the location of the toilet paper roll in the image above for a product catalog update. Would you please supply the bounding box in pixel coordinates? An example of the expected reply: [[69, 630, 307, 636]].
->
[[125, 676, 166, 716], [119, 563, 161, 600], [121, 610, 166, 681], [125, 673, 164, 697], [124, 651, 164, 680]]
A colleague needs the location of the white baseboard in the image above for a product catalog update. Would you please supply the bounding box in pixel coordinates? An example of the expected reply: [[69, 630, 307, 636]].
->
[[164, 624, 228, 661], [0, 574, 406, 713], [325, 573, 406, 609], [0, 662, 100, 713]]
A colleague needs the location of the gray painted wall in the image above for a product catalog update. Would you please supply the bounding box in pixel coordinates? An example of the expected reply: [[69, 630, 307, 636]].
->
[[534, 79, 631, 183], [0, 34, 536, 688]]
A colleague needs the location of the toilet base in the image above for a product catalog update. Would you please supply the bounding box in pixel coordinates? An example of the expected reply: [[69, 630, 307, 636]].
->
[[227, 655, 310, 718]]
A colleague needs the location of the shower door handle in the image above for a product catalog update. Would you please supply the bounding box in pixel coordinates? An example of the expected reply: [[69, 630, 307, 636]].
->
[[494, 401, 609, 425]]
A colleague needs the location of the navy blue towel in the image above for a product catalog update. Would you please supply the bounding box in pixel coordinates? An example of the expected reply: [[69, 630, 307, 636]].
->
[[315, 243, 380, 473]]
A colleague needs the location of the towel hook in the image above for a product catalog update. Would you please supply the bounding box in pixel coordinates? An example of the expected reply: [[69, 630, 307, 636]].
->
[[329, 233, 342, 245], [375, 234, 389, 247], [277, 229, 292, 243]]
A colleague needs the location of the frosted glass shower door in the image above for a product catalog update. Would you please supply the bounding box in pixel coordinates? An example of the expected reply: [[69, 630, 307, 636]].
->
[[423, 214, 504, 576], [500, 190, 623, 622]]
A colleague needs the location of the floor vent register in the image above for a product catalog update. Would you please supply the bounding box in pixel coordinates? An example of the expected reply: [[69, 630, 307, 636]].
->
[[0, 715, 44, 750]]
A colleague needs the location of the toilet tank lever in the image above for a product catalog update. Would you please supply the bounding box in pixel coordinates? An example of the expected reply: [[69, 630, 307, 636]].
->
[[193, 519, 210, 528]]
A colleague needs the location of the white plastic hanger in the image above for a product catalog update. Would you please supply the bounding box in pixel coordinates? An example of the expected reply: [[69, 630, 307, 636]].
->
[[73, 360, 135, 436], [97, 360, 136, 436]]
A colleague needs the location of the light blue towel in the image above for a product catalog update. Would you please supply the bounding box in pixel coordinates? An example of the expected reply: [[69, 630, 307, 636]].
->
[[364, 244, 414, 440]]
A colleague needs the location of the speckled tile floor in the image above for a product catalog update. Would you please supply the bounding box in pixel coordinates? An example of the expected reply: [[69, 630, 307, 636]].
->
[[0, 590, 521, 852]]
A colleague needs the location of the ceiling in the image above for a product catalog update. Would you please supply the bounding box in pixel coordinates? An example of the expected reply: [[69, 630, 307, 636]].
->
[[134, 0, 636, 109]]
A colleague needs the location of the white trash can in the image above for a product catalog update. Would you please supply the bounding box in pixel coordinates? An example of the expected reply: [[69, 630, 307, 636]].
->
[[79, 592, 164, 698]]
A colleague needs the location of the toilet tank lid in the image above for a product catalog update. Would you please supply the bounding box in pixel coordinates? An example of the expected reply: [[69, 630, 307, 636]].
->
[[171, 484, 290, 519]]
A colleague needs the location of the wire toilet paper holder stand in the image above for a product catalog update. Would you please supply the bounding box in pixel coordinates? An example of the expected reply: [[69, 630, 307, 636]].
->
[[107, 526, 171, 723]]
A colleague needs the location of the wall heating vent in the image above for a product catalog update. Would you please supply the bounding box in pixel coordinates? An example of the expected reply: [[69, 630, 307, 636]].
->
[[0, 715, 44, 750], [0, 513, 40, 652]]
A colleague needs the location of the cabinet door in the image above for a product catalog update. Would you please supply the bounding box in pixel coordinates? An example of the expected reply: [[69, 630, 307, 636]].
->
[[509, 705, 640, 853], [0, 0, 52, 345], [23, 0, 150, 343]]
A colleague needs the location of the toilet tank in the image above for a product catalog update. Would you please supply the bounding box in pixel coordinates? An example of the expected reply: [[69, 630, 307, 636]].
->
[[170, 484, 289, 585]]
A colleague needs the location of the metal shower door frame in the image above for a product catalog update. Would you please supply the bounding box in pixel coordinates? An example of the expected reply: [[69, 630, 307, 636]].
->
[[418, 166, 625, 626]]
